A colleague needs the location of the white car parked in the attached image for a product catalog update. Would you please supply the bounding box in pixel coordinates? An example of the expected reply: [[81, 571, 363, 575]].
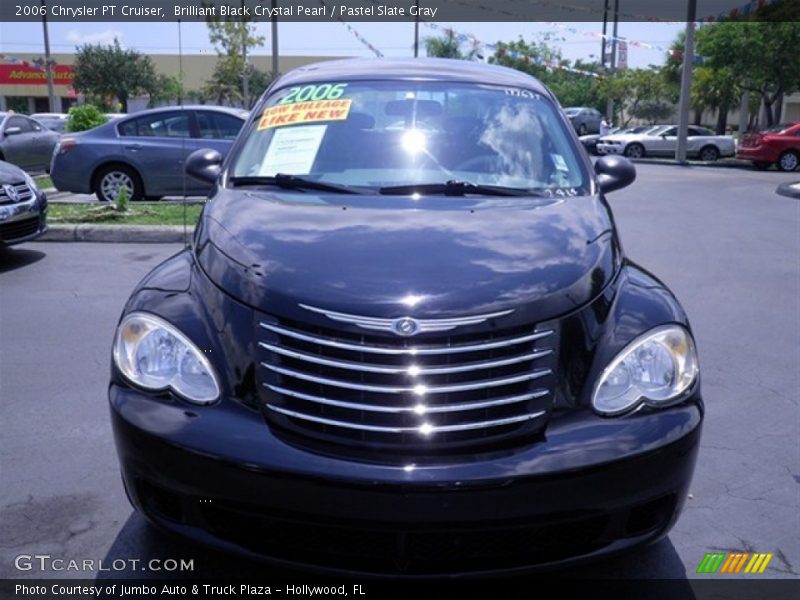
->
[[597, 125, 736, 162]]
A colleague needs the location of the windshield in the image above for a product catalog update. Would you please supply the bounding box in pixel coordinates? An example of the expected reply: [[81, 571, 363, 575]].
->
[[231, 80, 588, 194]]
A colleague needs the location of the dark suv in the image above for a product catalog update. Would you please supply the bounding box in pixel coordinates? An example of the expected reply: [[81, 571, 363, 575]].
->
[[109, 58, 702, 576]]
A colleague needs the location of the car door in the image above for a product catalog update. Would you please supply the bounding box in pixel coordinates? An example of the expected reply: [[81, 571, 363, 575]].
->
[[648, 127, 677, 156], [117, 110, 192, 196], [26, 117, 60, 170], [1, 116, 37, 168]]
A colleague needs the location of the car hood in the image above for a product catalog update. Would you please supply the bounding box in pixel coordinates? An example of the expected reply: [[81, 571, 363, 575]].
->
[[599, 133, 651, 142], [194, 190, 620, 324], [0, 160, 25, 183]]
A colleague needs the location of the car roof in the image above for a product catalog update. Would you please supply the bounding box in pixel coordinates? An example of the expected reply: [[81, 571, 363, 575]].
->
[[122, 105, 247, 117], [273, 58, 551, 96]]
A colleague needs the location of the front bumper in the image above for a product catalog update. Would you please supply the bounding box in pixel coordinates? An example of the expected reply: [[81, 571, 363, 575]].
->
[[0, 191, 47, 246], [596, 143, 623, 156], [110, 384, 702, 576]]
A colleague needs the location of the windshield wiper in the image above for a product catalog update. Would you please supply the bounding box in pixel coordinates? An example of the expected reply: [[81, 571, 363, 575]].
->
[[230, 173, 361, 195], [379, 180, 537, 197]]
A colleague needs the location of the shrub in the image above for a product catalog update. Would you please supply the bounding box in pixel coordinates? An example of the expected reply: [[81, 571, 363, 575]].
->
[[66, 104, 108, 132], [115, 185, 129, 212]]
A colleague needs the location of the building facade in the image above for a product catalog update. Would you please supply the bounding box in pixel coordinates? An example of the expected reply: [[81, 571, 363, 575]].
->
[[0, 53, 339, 114]]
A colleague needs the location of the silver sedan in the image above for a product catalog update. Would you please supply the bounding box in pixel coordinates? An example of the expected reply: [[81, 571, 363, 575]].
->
[[597, 125, 736, 161], [0, 112, 60, 172]]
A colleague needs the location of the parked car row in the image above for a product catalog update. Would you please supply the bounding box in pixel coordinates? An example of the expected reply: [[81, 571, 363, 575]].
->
[[580, 121, 799, 171]]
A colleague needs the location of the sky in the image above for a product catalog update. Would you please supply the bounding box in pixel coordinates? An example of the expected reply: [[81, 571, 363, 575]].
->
[[0, 20, 686, 69]]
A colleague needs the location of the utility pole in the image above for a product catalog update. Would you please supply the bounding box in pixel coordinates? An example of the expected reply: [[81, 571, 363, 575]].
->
[[271, 0, 279, 80], [241, 0, 250, 108], [676, 0, 697, 163], [40, 0, 57, 112], [605, 0, 619, 123], [413, 0, 419, 57], [601, 0, 609, 68]]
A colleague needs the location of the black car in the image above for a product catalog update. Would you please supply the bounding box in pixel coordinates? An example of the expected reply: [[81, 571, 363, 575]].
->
[[110, 58, 702, 576], [0, 159, 47, 246]]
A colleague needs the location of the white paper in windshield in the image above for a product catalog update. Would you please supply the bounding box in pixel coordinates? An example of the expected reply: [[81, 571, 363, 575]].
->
[[259, 125, 327, 176]]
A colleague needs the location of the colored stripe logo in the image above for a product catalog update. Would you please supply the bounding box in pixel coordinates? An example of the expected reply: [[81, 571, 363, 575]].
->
[[697, 552, 773, 574]]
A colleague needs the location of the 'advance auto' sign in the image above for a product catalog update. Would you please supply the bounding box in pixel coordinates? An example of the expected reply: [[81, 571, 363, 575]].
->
[[0, 64, 74, 85]]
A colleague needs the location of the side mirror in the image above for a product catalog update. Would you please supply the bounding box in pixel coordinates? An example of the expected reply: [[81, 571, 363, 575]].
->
[[3, 126, 22, 136], [595, 155, 636, 194], [186, 148, 222, 184]]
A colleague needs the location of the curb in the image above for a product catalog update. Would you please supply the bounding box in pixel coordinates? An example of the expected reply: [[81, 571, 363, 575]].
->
[[42, 187, 69, 199], [40, 224, 190, 243], [776, 182, 800, 199], [628, 158, 750, 169]]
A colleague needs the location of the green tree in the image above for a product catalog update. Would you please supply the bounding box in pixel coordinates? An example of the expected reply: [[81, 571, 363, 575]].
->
[[597, 68, 672, 126], [696, 21, 800, 126], [205, 11, 266, 107], [72, 39, 157, 112], [424, 30, 480, 60], [148, 74, 183, 107], [489, 37, 604, 111]]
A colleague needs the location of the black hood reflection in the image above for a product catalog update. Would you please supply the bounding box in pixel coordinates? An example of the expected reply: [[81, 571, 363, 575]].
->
[[194, 190, 620, 323]]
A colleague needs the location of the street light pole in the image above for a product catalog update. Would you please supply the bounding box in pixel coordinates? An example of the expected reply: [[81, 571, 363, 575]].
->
[[241, 0, 249, 108], [676, 0, 697, 163], [413, 0, 419, 57], [601, 0, 609, 68], [271, 0, 279, 80], [41, 0, 57, 112], [605, 0, 619, 123]]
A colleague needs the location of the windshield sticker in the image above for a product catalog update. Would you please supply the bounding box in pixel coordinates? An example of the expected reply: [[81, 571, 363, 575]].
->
[[257, 99, 352, 130], [504, 88, 541, 100], [278, 83, 348, 105], [259, 125, 327, 176], [551, 153, 569, 172]]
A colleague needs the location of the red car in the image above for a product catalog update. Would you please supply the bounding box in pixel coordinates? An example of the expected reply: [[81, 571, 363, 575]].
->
[[737, 122, 800, 171]]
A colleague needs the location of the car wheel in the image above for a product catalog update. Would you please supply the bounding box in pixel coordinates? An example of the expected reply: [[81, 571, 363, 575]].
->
[[624, 143, 645, 159], [699, 145, 720, 162], [94, 165, 143, 203], [753, 161, 771, 170], [777, 151, 799, 172], [578, 123, 588, 136]]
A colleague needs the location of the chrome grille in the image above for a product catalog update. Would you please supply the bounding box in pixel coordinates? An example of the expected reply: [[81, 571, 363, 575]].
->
[[256, 314, 558, 459], [0, 182, 33, 205]]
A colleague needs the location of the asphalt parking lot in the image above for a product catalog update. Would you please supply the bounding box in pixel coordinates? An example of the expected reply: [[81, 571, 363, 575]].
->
[[1, 164, 798, 586]]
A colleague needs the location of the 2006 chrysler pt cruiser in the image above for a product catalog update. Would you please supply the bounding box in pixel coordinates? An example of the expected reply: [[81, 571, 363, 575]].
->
[[110, 58, 702, 575]]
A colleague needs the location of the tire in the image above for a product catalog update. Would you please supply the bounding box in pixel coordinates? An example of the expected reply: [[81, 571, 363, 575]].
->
[[93, 164, 143, 203], [777, 151, 799, 172], [753, 161, 771, 171], [699, 145, 720, 162], [624, 143, 645, 159], [145, 196, 164, 202], [578, 123, 588, 136]]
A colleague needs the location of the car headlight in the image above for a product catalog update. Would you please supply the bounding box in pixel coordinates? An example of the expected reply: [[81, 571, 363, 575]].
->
[[22, 171, 39, 193], [592, 324, 699, 416], [112, 312, 220, 404]]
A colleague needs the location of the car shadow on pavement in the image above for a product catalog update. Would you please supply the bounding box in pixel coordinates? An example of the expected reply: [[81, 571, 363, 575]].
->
[[0, 247, 46, 273], [99, 512, 695, 597]]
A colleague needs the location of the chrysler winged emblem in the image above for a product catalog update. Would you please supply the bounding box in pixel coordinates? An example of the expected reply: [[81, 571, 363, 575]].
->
[[2, 184, 19, 202], [300, 304, 513, 336], [391, 317, 419, 337]]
